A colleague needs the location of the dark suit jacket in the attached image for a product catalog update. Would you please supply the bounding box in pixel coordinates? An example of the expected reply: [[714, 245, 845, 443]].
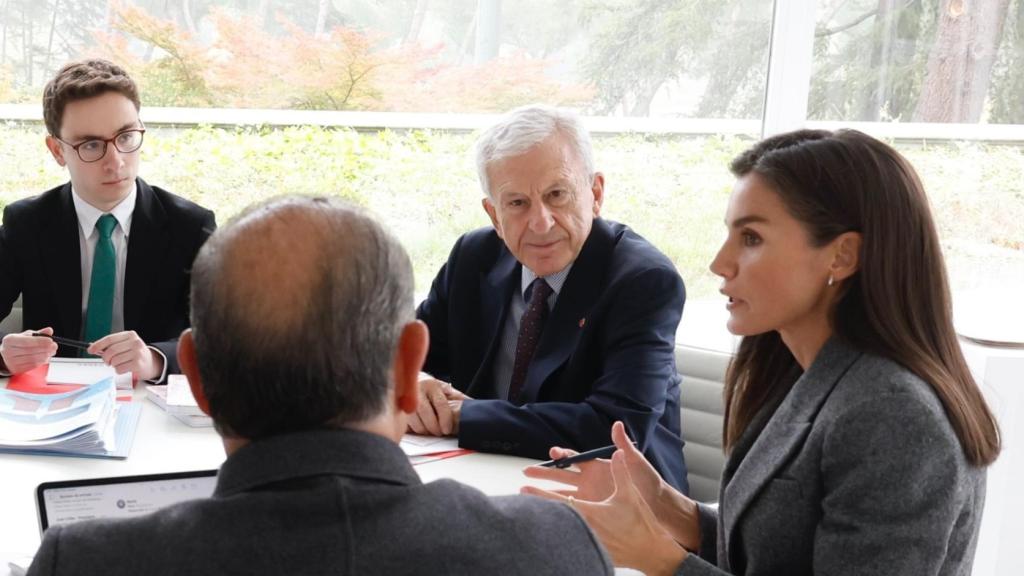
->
[[418, 218, 689, 492], [678, 337, 986, 575], [27, 429, 614, 576], [0, 178, 215, 375]]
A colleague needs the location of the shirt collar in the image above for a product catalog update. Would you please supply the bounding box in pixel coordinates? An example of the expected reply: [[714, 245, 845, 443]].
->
[[215, 429, 421, 498], [521, 262, 574, 299], [71, 182, 137, 238]]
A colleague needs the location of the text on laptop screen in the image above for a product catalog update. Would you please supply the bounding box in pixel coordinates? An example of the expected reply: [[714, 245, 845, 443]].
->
[[37, 471, 217, 530]]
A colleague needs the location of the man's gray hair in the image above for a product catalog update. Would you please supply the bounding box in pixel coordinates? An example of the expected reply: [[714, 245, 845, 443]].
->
[[189, 196, 415, 439], [474, 104, 595, 199]]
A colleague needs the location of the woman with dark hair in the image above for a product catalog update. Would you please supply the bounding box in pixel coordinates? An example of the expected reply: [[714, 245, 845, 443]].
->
[[523, 129, 1000, 575]]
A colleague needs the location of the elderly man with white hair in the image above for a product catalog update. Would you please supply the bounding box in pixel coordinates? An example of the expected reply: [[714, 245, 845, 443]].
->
[[413, 105, 690, 492]]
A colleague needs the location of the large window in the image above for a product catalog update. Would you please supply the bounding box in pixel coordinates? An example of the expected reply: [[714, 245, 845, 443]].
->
[[0, 0, 1020, 301], [809, 0, 1024, 300]]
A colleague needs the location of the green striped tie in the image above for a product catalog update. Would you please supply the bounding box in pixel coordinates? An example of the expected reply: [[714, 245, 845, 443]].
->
[[83, 214, 118, 344]]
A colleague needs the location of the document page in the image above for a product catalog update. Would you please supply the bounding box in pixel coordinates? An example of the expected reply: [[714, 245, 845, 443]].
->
[[46, 359, 132, 392], [400, 434, 461, 457]]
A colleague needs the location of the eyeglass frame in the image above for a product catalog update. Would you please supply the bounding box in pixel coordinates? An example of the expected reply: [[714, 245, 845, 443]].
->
[[52, 126, 147, 163]]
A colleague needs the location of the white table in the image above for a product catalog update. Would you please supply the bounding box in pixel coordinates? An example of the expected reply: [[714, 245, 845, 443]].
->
[[0, 382, 564, 574]]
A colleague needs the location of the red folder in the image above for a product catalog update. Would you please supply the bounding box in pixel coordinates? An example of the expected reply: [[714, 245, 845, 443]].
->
[[7, 364, 133, 401], [7, 364, 82, 394]]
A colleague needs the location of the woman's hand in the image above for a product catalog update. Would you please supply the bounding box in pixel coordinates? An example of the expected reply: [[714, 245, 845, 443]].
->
[[533, 450, 687, 575], [522, 421, 703, 551], [523, 421, 665, 502]]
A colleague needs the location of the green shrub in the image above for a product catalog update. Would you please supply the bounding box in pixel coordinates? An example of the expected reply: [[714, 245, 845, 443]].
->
[[1, 123, 1021, 299]]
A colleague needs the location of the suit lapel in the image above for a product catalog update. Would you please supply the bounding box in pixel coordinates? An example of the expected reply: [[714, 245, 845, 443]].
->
[[519, 219, 615, 402], [466, 249, 519, 397], [721, 338, 863, 563], [40, 184, 84, 339], [123, 179, 168, 333]]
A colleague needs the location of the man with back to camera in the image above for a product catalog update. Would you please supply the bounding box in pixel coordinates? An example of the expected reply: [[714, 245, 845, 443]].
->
[[412, 104, 690, 492], [0, 59, 215, 383], [26, 196, 614, 576]]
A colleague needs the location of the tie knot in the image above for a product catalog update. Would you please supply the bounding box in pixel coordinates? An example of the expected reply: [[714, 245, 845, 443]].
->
[[527, 278, 553, 304], [96, 214, 118, 238]]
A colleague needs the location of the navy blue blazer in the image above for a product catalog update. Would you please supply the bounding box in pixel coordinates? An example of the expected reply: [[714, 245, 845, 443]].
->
[[418, 218, 689, 492], [0, 178, 215, 375]]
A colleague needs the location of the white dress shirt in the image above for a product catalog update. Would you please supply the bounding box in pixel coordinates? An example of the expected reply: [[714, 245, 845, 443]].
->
[[71, 185, 167, 381], [489, 263, 574, 400], [72, 186, 134, 333]]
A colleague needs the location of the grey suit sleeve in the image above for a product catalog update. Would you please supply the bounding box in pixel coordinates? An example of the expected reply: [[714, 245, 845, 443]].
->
[[812, 391, 973, 575], [25, 526, 61, 576], [563, 507, 616, 575], [695, 502, 718, 563], [674, 388, 976, 576], [672, 503, 728, 576]]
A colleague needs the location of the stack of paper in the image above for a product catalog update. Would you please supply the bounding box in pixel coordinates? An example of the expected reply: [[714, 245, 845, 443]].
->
[[400, 434, 471, 465], [0, 378, 141, 459], [145, 375, 212, 427], [7, 359, 133, 402], [47, 358, 134, 399]]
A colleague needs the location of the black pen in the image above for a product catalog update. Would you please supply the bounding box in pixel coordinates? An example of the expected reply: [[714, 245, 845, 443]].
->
[[31, 332, 92, 351], [538, 440, 637, 468]]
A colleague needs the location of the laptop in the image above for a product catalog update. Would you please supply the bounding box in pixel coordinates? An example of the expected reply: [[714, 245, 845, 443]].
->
[[36, 470, 218, 532], [5, 471, 220, 575]]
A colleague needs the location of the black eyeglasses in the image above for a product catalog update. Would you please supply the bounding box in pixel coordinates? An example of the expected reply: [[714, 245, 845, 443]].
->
[[54, 128, 146, 163]]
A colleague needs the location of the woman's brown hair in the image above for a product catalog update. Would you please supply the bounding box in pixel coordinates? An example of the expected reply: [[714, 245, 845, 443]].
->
[[722, 129, 1000, 467]]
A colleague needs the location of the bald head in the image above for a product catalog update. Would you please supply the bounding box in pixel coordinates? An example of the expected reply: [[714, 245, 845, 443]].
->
[[189, 196, 415, 439]]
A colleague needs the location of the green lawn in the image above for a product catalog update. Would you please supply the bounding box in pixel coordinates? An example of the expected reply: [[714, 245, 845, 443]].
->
[[1, 123, 1021, 299]]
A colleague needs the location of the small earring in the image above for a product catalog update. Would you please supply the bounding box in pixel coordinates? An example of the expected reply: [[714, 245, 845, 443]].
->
[[827, 274, 835, 287]]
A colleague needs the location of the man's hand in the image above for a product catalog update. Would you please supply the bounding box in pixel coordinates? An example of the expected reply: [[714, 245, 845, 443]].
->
[[88, 331, 163, 381], [0, 327, 58, 374], [407, 374, 468, 437]]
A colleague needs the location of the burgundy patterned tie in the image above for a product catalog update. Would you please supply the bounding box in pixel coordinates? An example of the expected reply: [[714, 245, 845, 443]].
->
[[508, 278, 553, 404]]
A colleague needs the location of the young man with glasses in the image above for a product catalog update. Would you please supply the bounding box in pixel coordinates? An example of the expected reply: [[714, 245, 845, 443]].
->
[[0, 59, 216, 382]]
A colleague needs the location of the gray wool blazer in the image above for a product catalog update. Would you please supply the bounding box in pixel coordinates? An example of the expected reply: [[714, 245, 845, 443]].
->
[[27, 428, 613, 576], [677, 337, 986, 576]]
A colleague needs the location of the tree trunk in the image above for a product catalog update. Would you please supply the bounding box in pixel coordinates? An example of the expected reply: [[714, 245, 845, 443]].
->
[[628, 82, 658, 117], [404, 0, 430, 45], [474, 0, 500, 64], [913, 0, 1011, 122], [23, 2, 31, 85], [314, 0, 328, 37], [182, 0, 197, 36], [1, 0, 9, 66], [457, 8, 477, 64], [258, 0, 270, 29], [44, 0, 60, 77], [857, 0, 899, 121], [104, 0, 115, 33]]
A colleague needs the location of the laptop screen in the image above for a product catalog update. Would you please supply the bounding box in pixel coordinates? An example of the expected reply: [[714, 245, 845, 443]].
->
[[36, 470, 218, 532]]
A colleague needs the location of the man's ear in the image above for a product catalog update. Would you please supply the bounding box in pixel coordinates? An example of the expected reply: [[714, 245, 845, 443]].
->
[[830, 231, 862, 283], [177, 329, 212, 416], [393, 320, 429, 415], [45, 135, 66, 167], [590, 172, 605, 217], [481, 197, 503, 239]]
